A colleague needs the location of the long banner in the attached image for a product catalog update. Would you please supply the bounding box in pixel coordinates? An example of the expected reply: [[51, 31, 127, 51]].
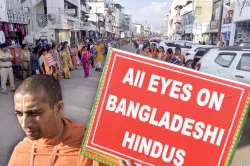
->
[[81, 48, 250, 166]]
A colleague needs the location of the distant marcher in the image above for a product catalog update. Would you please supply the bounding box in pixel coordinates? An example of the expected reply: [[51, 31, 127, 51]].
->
[[20, 44, 31, 79], [94, 41, 104, 72], [168, 47, 185, 66], [202, 41, 206, 45], [150, 43, 158, 59], [60, 46, 71, 79], [81, 45, 90, 78], [30, 46, 41, 75], [141, 44, 152, 57], [157, 46, 165, 60], [70, 44, 78, 70], [162, 48, 173, 62], [134, 42, 140, 54]]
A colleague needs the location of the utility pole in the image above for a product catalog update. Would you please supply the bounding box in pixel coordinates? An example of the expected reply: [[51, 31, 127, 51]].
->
[[217, 0, 224, 44]]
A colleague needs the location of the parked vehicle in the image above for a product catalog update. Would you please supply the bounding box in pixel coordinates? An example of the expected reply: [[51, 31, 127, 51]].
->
[[185, 45, 217, 68], [159, 40, 198, 57], [150, 42, 159, 49], [196, 47, 250, 84], [191, 47, 218, 69]]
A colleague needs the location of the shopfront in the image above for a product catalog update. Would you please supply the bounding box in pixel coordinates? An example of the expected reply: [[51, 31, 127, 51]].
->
[[3, 9, 30, 45], [230, 1, 250, 46]]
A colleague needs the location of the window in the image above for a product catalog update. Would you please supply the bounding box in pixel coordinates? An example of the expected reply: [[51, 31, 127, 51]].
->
[[212, 1, 221, 20], [195, 7, 202, 15], [237, 54, 250, 71], [215, 53, 236, 68], [174, 41, 185, 48], [165, 42, 175, 47], [185, 42, 193, 49]]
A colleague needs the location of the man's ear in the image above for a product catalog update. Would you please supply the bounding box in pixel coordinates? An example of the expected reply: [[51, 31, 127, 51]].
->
[[56, 101, 64, 116]]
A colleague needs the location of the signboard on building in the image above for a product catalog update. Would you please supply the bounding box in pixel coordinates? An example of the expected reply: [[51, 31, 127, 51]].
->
[[0, 0, 8, 22], [120, 32, 125, 38], [221, 24, 231, 33], [81, 48, 250, 166], [202, 22, 210, 33], [210, 20, 219, 30], [234, 0, 250, 22], [184, 24, 192, 34], [225, 31, 230, 41], [65, 9, 76, 16]]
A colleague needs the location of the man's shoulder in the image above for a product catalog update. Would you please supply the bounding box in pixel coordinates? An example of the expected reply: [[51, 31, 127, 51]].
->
[[62, 118, 86, 143]]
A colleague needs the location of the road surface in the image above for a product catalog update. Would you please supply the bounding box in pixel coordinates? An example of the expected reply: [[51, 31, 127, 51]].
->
[[0, 44, 249, 165]]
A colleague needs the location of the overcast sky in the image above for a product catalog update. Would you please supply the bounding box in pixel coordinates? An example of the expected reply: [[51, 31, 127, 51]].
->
[[114, 0, 173, 30]]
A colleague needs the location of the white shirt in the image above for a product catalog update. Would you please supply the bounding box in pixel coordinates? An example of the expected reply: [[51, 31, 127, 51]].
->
[[0, 31, 5, 44], [239, 43, 245, 47], [0, 51, 13, 67]]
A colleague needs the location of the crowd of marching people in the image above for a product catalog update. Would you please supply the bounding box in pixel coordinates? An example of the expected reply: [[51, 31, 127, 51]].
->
[[133, 40, 185, 66], [25, 40, 107, 80], [0, 39, 111, 94]]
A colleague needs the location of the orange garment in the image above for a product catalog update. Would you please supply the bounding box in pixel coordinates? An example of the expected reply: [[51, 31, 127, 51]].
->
[[8, 118, 104, 166], [151, 48, 157, 59], [78, 45, 82, 52]]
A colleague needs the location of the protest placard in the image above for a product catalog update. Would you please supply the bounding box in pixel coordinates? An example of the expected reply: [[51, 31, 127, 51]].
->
[[81, 48, 250, 166]]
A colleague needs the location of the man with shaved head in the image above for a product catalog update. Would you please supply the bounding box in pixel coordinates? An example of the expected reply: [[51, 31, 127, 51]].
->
[[9, 75, 135, 166]]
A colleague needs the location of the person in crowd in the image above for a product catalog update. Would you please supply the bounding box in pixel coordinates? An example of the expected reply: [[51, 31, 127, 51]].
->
[[59, 42, 64, 52], [60, 46, 71, 79], [134, 41, 140, 54], [239, 40, 245, 47], [168, 47, 185, 66], [52, 43, 63, 79], [157, 46, 165, 60], [141, 44, 152, 57], [70, 44, 78, 70], [40, 46, 58, 77], [162, 48, 174, 62], [202, 41, 206, 45], [150, 43, 158, 59], [81, 45, 90, 78], [20, 44, 31, 79], [0, 43, 15, 94], [9, 75, 135, 166], [94, 41, 104, 72], [30, 45, 41, 75], [78, 41, 83, 64], [38, 48, 47, 75]]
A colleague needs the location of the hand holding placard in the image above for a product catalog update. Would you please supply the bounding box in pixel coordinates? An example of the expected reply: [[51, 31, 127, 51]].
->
[[81, 49, 250, 166]]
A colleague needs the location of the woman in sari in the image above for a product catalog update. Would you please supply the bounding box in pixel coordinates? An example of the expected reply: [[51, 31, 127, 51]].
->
[[141, 44, 152, 57], [150, 43, 158, 59], [81, 45, 90, 78], [70, 44, 78, 69], [52, 43, 62, 79], [60, 46, 71, 79], [157, 46, 165, 60], [94, 41, 104, 72]]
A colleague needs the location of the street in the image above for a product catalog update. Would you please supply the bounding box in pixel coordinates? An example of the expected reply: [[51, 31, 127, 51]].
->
[[0, 44, 249, 165]]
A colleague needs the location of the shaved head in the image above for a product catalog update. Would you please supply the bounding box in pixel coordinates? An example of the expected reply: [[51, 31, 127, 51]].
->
[[15, 75, 62, 108]]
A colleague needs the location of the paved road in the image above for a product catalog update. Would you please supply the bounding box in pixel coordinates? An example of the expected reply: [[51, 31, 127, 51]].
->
[[0, 44, 249, 165]]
